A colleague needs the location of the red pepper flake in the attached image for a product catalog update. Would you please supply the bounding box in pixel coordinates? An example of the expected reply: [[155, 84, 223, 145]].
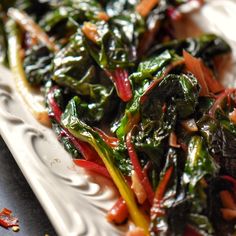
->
[[0, 208, 19, 229]]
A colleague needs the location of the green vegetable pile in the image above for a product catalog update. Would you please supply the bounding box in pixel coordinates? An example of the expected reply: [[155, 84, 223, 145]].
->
[[1, 1, 236, 235]]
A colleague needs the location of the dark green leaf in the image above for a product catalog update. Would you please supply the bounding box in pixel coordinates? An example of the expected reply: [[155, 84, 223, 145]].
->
[[134, 103, 176, 166], [84, 20, 136, 70], [198, 115, 236, 178], [148, 34, 231, 64], [52, 121, 80, 158], [113, 50, 182, 138], [40, 0, 105, 40], [24, 44, 53, 85], [150, 148, 188, 236], [52, 31, 119, 124], [61, 96, 132, 175], [183, 136, 219, 192], [150, 73, 200, 119], [130, 50, 175, 84]]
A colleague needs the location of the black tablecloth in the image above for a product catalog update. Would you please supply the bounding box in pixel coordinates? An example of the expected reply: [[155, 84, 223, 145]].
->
[[0, 136, 57, 236]]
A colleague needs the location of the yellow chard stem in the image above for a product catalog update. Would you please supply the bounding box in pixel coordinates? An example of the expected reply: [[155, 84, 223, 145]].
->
[[7, 20, 50, 126], [66, 123, 150, 235]]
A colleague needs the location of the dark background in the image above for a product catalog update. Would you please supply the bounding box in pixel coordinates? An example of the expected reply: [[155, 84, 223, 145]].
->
[[0, 136, 57, 236]]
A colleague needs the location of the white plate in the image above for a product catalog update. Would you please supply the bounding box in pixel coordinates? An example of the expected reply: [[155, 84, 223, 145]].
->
[[0, 1, 236, 235]]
